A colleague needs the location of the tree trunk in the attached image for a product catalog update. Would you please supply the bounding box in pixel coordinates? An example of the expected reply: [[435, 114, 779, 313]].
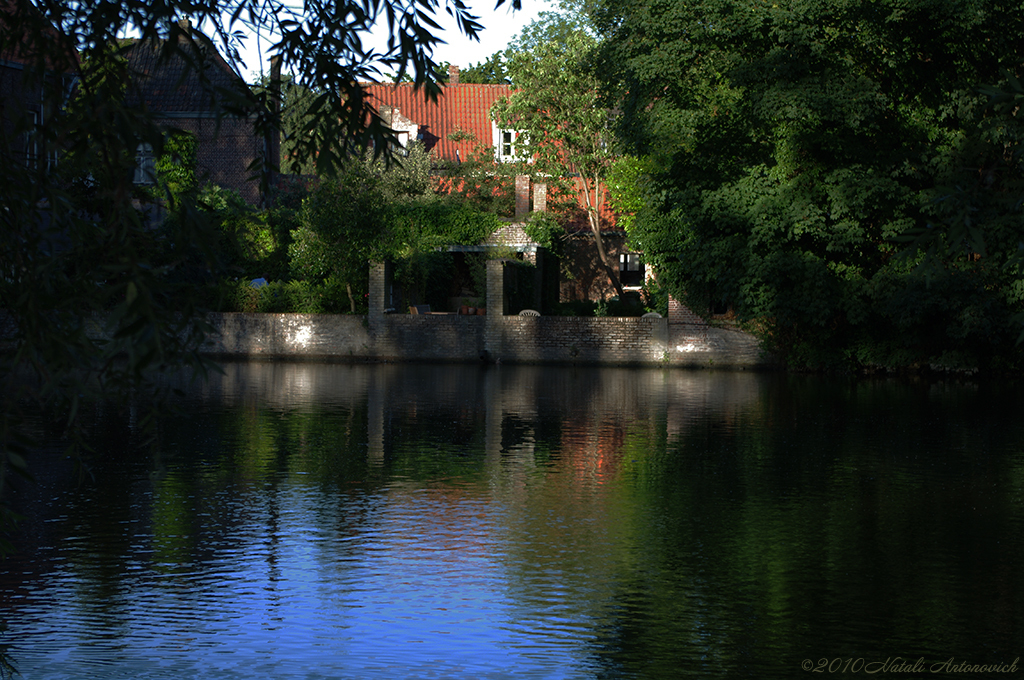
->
[[346, 282, 356, 314], [580, 173, 624, 299]]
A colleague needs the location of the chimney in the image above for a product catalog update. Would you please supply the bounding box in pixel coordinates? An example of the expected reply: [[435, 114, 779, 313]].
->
[[515, 175, 530, 222], [448, 64, 460, 85], [262, 54, 282, 207]]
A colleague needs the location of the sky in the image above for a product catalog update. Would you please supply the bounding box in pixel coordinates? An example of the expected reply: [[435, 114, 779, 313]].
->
[[234, 1, 548, 83]]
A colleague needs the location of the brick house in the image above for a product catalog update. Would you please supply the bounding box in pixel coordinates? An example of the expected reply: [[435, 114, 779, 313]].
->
[[365, 67, 642, 302], [123, 24, 268, 204], [0, 1, 76, 171], [363, 67, 515, 164]]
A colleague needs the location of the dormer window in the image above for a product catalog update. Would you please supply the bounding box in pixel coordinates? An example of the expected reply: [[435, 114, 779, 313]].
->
[[492, 123, 527, 162]]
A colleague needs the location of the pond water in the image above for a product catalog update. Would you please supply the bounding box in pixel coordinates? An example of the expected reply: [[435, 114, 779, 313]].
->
[[2, 363, 1023, 679]]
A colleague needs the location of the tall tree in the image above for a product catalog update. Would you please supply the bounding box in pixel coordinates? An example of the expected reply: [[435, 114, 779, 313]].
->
[[596, 0, 1024, 369], [492, 29, 624, 296]]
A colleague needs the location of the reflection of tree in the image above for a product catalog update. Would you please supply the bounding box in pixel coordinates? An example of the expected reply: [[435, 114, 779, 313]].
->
[[588, 376, 1024, 674]]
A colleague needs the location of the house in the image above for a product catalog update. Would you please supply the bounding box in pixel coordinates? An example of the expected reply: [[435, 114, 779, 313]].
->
[[123, 22, 270, 204], [0, 0, 76, 171], [363, 66, 517, 163], [365, 67, 643, 302]]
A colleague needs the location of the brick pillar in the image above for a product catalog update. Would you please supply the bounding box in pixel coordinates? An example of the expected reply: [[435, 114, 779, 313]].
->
[[368, 262, 390, 327], [533, 182, 547, 213], [484, 259, 504, 360], [533, 249, 543, 311], [668, 294, 710, 353], [515, 175, 530, 222]]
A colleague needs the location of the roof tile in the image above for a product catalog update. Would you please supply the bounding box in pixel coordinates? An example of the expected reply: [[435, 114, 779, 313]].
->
[[363, 82, 511, 162]]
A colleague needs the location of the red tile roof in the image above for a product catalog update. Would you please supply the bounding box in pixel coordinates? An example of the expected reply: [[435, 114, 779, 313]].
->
[[362, 82, 511, 162]]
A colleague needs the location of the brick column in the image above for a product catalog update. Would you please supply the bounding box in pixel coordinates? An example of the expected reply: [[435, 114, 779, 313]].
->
[[484, 259, 504, 360], [533, 182, 547, 213], [533, 249, 543, 311], [514, 175, 530, 222], [368, 261, 390, 327]]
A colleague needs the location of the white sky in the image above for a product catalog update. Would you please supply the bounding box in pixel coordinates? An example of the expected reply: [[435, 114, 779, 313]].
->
[[234, 1, 548, 83]]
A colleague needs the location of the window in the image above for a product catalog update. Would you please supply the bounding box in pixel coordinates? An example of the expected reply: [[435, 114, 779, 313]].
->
[[619, 252, 645, 288], [492, 123, 528, 163], [134, 143, 156, 185], [501, 130, 514, 157], [393, 131, 410, 156], [22, 111, 39, 169]]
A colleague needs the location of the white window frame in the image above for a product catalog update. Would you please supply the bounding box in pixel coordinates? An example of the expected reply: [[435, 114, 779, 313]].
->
[[23, 110, 39, 169], [134, 143, 156, 185], [619, 252, 646, 288], [492, 122, 528, 163]]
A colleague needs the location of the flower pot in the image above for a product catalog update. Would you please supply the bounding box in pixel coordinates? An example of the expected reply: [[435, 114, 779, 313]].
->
[[477, 307, 486, 316], [467, 307, 476, 315], [460, 305, 469, 315]]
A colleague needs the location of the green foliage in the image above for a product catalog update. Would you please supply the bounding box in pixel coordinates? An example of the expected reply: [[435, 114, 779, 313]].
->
[[363, 140, 434, 203], [523, 212, 566, 255], [396, 199, 505, 252], [219, 278, 356, 314], [200, 185, 294, 280], [152, 131, 197, 201], [598, 0, 1024, 370], [460, 52, 511, 85], [291, 164, 391, 281], [436, 144, 520, 216], [605, 155, 659, 234], [640, 279, 669, 317]]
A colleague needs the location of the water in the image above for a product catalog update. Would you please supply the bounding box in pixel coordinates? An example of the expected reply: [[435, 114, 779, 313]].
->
[[2, 364, 1023, 678]]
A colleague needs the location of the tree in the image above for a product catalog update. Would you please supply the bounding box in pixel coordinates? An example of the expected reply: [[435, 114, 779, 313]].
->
[[462, 2, 596, 92], [596, 0, 1024, 369], [492, 29, 624, 296], [461, 51, 510, 84], [290, 164, 391, 312], [0, 0, 520, 550]]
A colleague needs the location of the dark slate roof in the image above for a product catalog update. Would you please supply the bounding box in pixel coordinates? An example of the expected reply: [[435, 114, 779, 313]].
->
[[123, 32, 250, 114], [0, 0, 77, 72], [362, 82, 512, 162]]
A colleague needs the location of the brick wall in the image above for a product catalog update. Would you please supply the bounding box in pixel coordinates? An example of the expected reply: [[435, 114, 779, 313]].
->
[[0, 309, 764, 367], [173, 116, 263, 204], [197, 312, 764, 367], [202, 313, 372, 359], [560, 232, 630, 301], [372, 315, 487, 362], [499, 315, 668, 365]]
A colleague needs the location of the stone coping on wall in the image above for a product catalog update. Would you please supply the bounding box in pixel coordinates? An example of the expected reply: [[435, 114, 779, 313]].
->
[[195, 312, 770, 368]]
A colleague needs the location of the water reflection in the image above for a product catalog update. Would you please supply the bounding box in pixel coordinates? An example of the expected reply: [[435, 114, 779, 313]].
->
[[2, 364, 1023, 679]]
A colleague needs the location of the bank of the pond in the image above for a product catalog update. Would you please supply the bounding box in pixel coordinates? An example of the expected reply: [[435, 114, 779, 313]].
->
[[199, 309, 768, 367]]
